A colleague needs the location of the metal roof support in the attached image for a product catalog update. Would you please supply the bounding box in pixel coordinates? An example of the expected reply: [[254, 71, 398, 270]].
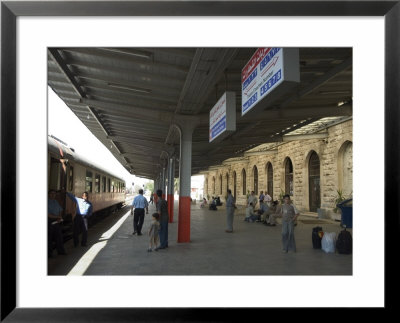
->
[[172, 115, 201, 243], [167, 156, 176, 223], [80, 98, 174, 122], [48, 49, 125, 164]]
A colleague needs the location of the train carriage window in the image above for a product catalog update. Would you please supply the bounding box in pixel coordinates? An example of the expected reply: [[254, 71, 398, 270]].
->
[[85, 170, 93, 192], [122, 182, 125, 193], [95, 174, 100, 193], [68, 166, 74, 192], [111, 180, 115, 193], [107, 178, 111, 192], [102, 176, 106, 192]]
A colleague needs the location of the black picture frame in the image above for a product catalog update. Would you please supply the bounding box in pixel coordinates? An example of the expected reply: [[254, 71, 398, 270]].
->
[[1, 0, 398, 321]]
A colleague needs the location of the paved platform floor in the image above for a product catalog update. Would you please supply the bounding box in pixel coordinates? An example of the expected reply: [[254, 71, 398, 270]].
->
[[48, 201, 352, 276]]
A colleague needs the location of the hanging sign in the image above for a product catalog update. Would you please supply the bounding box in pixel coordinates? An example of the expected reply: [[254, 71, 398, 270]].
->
[[209, 91, 236, 143], [241, 48, 300, 116]]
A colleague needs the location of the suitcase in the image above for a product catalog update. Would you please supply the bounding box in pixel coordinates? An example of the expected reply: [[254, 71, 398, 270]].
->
[[336, 227, 352, 254], [312, 226, 323, 249]]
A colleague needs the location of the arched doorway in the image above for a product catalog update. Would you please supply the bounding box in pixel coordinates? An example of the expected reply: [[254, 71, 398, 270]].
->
[[226, 173, 229, 194], [308, 151, 321, 212], [205, 178, 208, 197], [266, 162, 273, 198], [219, 174, 223, 195], [284, 158, 294, 196], [253, 166, 258, 194]]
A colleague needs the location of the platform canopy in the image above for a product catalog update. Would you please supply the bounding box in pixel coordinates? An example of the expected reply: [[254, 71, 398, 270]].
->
[[48, 47, 352, 179]]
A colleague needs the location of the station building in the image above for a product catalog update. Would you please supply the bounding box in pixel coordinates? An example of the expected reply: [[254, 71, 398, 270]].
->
[[203, 117, 352, 220]]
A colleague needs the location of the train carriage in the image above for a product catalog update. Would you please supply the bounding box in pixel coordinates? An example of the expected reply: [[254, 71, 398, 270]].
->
[[48, 135, 126, 239]]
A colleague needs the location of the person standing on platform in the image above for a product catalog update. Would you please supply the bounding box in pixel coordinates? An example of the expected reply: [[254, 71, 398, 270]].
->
[[264, 191, 272, 207], [48, 189, 66, 257], [281, 194, 299, 253], [149, 192, 154, 205], [225, 189, 236, 233], [131, 189, 149, 236], [259, 191, 265, 206], [66, 191, 93, 247], [155, 189, 169, 250]]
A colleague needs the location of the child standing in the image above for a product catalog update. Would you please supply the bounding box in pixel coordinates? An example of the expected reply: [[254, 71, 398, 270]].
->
[[148, 213, 160, 252]]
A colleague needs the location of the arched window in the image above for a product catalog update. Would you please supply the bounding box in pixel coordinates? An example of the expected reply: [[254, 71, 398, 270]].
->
[[242, 168, 247, 195], [308, 151, 321, 212], [266, 162, 273, 198], [233, 171, 237, 198], [219, 174, 223, 195], [253, 166, 258, 195], [338, 141, 353, 198], [212, 176, 216, 195], [284, 158, 294, 196]]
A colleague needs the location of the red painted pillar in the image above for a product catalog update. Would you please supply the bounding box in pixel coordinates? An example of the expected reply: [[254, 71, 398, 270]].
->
[[178, 196, 191, 242]]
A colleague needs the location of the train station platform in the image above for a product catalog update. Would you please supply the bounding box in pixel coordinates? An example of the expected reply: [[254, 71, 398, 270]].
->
[[48, 201, 352, 276]]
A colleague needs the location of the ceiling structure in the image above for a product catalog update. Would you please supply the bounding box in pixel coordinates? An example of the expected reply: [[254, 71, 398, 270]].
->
[[48, 47, 352, 179]]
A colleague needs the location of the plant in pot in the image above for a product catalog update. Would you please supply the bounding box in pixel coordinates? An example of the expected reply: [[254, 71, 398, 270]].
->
[[331, 189, 346, 221]]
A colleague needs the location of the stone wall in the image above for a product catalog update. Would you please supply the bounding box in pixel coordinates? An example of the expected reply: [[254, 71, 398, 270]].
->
[[203, 119, 353, 218]]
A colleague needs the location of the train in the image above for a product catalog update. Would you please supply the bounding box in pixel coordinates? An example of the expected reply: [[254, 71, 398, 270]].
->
[[48, 135, 126, 239]]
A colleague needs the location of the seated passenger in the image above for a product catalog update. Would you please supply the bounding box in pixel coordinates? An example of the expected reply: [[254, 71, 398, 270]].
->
[[245, 203, 259, 222], [265, 200, 281, 226], [209, 199, 217, 211], [200, 198, 208, 208], [257, 200, 270, 222], [216, 196, 223, 206]]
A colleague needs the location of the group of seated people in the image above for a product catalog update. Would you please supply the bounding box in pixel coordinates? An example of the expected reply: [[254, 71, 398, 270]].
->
[[200, 196, 223, 210], [245, 200, 280, 226]]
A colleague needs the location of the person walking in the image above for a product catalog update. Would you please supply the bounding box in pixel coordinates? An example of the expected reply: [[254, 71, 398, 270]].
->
[[225, 189, 236, 233], [131, 189, 149, 236], [155, 189, 169, 250], [281, 194, 300, 253], [66, 191, 93, 247], [149, 192, 154, 205]]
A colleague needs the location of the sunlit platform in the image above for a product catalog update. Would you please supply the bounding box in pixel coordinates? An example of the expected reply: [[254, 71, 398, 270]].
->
[[48, 201, 352, 276]]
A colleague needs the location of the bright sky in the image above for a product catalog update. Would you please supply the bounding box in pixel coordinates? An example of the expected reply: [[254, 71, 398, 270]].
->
[[47, 87, 204, 189], [47, 87, 148, 187]]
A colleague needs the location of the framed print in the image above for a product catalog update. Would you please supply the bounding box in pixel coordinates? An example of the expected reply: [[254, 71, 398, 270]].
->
[[1, 0, 399, 321]]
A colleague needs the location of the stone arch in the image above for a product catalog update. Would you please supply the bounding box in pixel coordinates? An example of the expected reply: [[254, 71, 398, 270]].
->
[[225, 172, 229, 194], [233, 171, 237, 198], [265, 161, 274, 199], [219, 173, 223, 195], [252, 165, 258, 195], [337, 140, 353, 198], [212, 176, 216, 195], [241, 168, 247, 195], [283, 157, 294, 196], [305, 150, 321, 212]]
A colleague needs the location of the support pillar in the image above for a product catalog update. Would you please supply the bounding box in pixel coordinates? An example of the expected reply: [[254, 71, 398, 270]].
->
[[167, 157, 175, 223], [161, 166, 166, 199], [178, 124, 194, 243]]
